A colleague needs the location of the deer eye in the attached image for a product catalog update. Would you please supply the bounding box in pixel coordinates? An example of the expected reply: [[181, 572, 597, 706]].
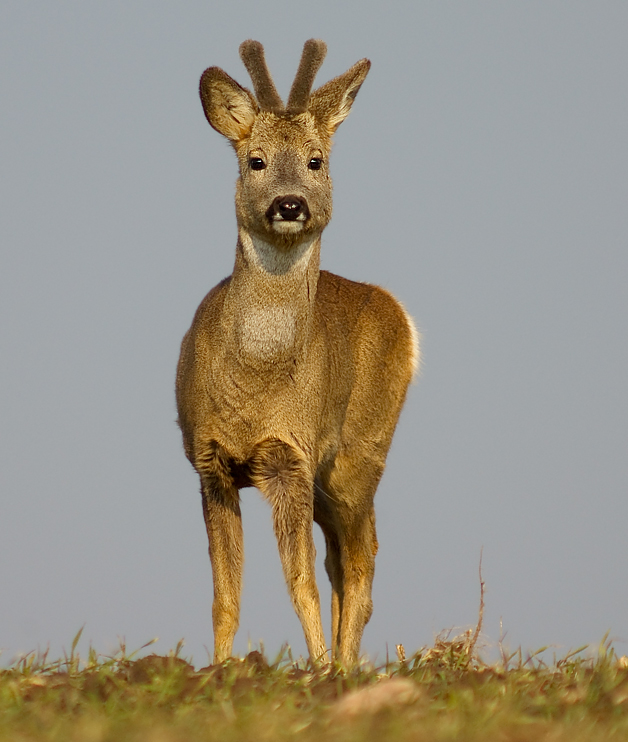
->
[[249, 157, 266, 170], [308, 158, 323, 170]]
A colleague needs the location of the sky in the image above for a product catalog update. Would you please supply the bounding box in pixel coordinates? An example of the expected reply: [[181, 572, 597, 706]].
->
[[1, 1, 627, 667]]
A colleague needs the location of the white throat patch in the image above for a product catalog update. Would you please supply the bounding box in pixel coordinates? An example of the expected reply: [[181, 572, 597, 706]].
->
[[241, 232, 317, 276]]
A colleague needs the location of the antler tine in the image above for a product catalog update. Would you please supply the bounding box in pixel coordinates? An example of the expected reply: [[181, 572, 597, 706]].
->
[[239, 40, 284, 112], [286, 39, 327, 114]]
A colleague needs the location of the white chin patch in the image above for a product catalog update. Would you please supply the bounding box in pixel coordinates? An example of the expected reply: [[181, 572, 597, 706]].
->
[[271, 220, 304, 233]]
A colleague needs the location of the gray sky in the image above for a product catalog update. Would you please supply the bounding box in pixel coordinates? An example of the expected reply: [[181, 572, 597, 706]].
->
[[1, 1, 627, 666]]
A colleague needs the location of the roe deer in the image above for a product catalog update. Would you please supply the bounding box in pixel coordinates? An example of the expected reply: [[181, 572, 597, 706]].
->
[[176, 39, 418, 666]]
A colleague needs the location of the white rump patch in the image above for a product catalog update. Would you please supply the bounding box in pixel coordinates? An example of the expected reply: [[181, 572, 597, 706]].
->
[[399, 302, 421, 379]]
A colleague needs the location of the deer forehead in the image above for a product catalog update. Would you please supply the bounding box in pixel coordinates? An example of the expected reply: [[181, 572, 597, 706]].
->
[[238, 112, 328, 159]]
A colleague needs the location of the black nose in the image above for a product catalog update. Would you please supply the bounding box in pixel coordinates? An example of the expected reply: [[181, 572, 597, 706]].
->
[[267, 195, 310, 222]]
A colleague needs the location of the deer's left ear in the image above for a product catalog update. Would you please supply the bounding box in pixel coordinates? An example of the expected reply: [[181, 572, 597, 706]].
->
[[309, 58, 370, 135]]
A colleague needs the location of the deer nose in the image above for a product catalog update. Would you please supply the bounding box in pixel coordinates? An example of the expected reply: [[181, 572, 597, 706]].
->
[[267, 195, 310, 222]]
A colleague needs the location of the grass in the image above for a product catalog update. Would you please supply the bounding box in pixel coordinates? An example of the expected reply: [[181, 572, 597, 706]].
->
[[1, 628, 628, 741]]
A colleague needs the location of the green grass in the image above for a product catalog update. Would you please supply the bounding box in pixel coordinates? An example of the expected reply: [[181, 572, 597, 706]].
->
[[1, 629, 627, 741]]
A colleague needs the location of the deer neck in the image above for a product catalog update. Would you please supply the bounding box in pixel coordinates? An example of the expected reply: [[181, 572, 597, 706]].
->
[[222, 229, 321, 366]]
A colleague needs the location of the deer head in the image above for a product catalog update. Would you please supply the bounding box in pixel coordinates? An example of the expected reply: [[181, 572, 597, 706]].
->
[[198, 40, 370, 251]]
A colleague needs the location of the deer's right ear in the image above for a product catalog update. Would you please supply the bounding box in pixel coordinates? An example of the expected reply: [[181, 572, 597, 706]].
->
[[199, 67, 258, 142]]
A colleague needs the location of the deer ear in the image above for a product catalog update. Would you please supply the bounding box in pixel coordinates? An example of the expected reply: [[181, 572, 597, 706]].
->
[[309, 58, 370, 134], [200, 67, 258, 142]]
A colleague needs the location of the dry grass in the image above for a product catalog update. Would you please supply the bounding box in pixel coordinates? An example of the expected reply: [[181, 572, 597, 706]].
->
[[1, 627, 627, 742]]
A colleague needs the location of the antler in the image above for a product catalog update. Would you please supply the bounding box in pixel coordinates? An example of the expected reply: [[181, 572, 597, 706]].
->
[[286, 39, 327, 114], [240, 39, 327, 115], [239, 40, 283, 112]]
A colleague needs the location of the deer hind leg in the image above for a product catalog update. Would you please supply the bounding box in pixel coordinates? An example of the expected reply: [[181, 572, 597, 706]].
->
[[313, 477, 343, 657], [338, 506, 378, 666], [195, 440, 243, 664], [322, 454, 382, 666], [251, 439, 328, 664], [324, 535, 342, 655]]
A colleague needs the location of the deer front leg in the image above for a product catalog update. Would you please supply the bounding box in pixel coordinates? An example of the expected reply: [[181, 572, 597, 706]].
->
[[252, 439, 328, 664], [196, 443, 243, 664]]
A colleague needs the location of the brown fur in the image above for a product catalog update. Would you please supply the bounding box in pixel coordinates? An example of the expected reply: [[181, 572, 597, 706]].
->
[[176, 40, 419, 666]]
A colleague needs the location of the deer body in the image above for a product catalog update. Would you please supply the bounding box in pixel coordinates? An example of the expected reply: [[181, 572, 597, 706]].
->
[[176, 40, 418, 665]]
